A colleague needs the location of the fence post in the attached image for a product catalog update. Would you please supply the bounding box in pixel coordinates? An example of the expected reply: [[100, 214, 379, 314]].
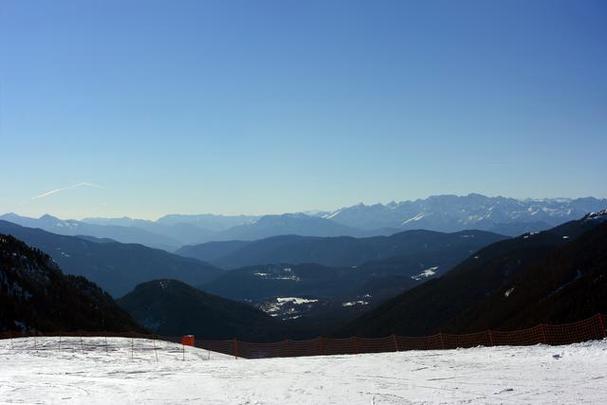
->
[[153, 338, 159, 362], [487, 330, 495, 346], [540, 324, 547, 344], [351, 337, 359, 354], [439, 332, 445, 350], [319, 337, 326, 356], [598, 314, 606, 338], [232, 338, 239, 359], [391, 334, 399, 352]]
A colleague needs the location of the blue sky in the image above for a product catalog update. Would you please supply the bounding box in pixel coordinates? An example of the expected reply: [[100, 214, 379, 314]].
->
[[1, 0, 606, 219]]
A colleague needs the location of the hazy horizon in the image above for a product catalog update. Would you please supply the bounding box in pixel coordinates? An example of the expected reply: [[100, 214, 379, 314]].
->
[[2, 192, 606, 222]]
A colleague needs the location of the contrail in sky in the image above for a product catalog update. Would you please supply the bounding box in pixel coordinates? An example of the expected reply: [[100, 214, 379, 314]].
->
[[31, 182, 104, 200]]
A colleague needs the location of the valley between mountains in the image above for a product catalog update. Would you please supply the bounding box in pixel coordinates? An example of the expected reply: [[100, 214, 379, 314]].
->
[[2, 197, 607, 341]]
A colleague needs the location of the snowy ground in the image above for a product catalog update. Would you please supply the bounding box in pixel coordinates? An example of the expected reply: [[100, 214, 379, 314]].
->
[[1, 337, 607, 404]]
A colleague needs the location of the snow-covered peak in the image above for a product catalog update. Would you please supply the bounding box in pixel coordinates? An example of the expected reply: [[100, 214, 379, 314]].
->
[[583, 209, 607, 220], [320, 194, 607, 234]]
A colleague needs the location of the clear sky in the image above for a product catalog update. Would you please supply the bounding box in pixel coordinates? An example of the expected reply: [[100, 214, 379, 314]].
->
[[1, 0, 606, 219]]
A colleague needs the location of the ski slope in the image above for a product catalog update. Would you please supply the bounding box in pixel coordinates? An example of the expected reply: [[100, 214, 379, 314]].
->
[[1, 337, 607, 404]]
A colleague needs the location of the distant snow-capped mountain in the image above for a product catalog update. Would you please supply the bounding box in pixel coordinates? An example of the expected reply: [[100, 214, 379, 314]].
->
[[0, 213, 181, 250], [319, 194, 607, 235], [2, 194, 605, 250]]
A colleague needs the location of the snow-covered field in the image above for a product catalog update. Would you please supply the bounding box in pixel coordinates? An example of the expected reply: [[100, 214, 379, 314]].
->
[[1, 337, 607, 404]]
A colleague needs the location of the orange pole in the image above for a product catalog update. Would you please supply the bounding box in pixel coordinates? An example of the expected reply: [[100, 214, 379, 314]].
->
[[232, 338, 239, 359]]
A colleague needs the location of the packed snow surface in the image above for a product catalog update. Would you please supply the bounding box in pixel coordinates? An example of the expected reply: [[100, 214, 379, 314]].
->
[[1, 337, 607, 404]]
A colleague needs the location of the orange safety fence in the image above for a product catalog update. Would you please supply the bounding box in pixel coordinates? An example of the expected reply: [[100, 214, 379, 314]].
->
[[1, 314, 605, 359], [193, 313, 607, 359]]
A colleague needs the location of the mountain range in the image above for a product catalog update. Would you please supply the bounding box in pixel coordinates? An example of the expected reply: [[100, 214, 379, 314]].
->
[[0, 213, 181, 251], [2, 206, 607, 342], [0, 221, 222, 297], [199, 230, 506, 327], [3, 194, 604, 251], [321, 194, 607, 233], [178, 229, 506, 269]]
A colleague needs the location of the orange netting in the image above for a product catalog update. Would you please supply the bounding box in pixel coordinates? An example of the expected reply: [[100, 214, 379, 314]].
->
[[1, 314, 605, 359], [193, 314, 607, 358]]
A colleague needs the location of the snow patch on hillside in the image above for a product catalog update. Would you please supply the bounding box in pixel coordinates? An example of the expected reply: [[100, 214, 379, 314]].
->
[[411, 266, 439, 281], [401, 212, 425, 225], [276, 297, 318, 305], [342, 300, 368, 307], [260, 297, 319, 319]]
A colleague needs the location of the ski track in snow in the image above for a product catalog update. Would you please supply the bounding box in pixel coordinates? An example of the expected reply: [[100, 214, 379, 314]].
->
[[1, 337, 607, 404]]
